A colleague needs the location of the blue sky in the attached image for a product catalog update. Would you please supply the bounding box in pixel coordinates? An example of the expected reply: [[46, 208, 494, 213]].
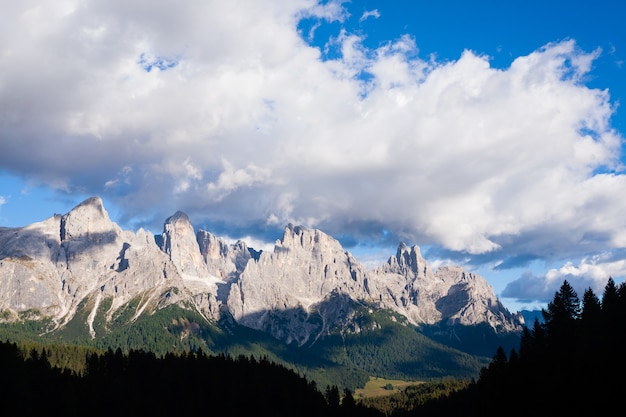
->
[[1, 0, 625, 312]]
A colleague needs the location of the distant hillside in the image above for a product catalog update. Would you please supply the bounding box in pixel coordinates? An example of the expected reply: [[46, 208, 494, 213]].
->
[[0, 303, 492, 391]]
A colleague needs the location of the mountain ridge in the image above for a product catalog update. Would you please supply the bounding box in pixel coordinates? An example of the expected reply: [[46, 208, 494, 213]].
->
[[0, 196, 523, 356]]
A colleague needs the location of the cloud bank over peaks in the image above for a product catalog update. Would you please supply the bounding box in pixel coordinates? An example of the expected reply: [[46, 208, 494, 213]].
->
[[1, 1, 624, 304]]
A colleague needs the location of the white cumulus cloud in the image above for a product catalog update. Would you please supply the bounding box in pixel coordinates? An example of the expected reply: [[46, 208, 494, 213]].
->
[[0, 0, 624, 306]]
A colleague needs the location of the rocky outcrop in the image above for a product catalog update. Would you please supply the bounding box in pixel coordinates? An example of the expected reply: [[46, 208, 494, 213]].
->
[[0, 197, 186, 331], [196, 230, 253, 281], [158, 211, 209, 278], [433, 266, 521, 331], [369, 245, 520, 332], [0, 197, 523, 344], [226, 224, 374, 344]]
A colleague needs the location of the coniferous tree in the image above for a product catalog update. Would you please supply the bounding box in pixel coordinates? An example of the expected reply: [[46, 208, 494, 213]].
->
[[581, 287, 602, 325], [325, 385, 341, 416], [600, 278, 620, 343], [617, 282, 626, 376], [578, 287, 603, 390], [542, 280, 580, 334], [487, 346, 508, 377], [341, 388, 356, 412], [542, 280, 580, 361], [517, 323, 534, 359], [602, 278, 622, 349], [543, 280, 582, 397], [601, 277, 626, 394], [601, 277, 619, 316], [580, 287, 601, 344]]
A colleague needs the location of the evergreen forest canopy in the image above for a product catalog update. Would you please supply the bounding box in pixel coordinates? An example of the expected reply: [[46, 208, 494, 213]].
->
[[394, 277, 626, 416], [1, 277, 624, 416], [0, 299, 492, 391], [0, 341, 382, 417]]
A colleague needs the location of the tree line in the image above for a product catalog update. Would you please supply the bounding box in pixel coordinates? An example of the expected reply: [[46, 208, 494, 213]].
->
[[397, 277, 626, 416], [0, 340, 383, 416]]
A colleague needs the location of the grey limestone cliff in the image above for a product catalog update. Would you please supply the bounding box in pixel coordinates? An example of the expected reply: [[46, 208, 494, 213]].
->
[[0, 197, 523, 344], [0, 197, 186, 335]]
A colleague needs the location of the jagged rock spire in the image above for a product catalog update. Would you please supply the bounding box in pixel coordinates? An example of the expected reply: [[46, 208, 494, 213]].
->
[[197, 229, 253, 280], [159, 211, 208, 277]]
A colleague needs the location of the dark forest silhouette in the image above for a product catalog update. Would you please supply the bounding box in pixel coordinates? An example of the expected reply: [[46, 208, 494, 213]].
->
[[2, 277, 624, 416], [0, 341, 384, 417], [393, 277, 626, 416]]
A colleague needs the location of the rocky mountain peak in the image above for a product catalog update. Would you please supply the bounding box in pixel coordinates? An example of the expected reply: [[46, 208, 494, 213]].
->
[[197, 230, 228, 261], [80, 196, 105, 208], [197, 230, 252, 280], [159, 211, 208, 277], [278, 223, 343, 255], [377, 243, 430, 280], [280, 223, 307, 247], [396, 243, 422, 270], [160, 211, 194, 249], [164, 211, 191, 226], [0, 196, 524, 350], [60, 196, 117, 242]]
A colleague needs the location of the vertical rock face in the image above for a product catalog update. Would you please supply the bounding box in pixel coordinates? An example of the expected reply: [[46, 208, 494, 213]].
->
[[371, 245, 522, 331], [196, 230, 251, 280], [159, 211, 208, 278], [0, 215, 63, 317], [433, 266, 522, 332], [57, 197, 124, 280], [0, 197, 185, 330], [371, 243, 436, 323], [226, 224, 373, 345], [0, 196, 523, 344], [60, 197, 116, 241], [380, 243, 431, 280], [106, 227, 182, 311]]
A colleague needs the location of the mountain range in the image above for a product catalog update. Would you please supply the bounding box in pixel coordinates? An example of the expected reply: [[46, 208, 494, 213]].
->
[[0, 196, 525, 384]]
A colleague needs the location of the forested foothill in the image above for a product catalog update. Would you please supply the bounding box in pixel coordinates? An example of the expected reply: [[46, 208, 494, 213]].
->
[[1, 277, 623, 416], [0, 302, 490, 392], [0, 341, 384, 417]]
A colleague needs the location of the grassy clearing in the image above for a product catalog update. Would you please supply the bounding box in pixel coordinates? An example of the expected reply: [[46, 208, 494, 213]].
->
[[354, 376, 423, 399]]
